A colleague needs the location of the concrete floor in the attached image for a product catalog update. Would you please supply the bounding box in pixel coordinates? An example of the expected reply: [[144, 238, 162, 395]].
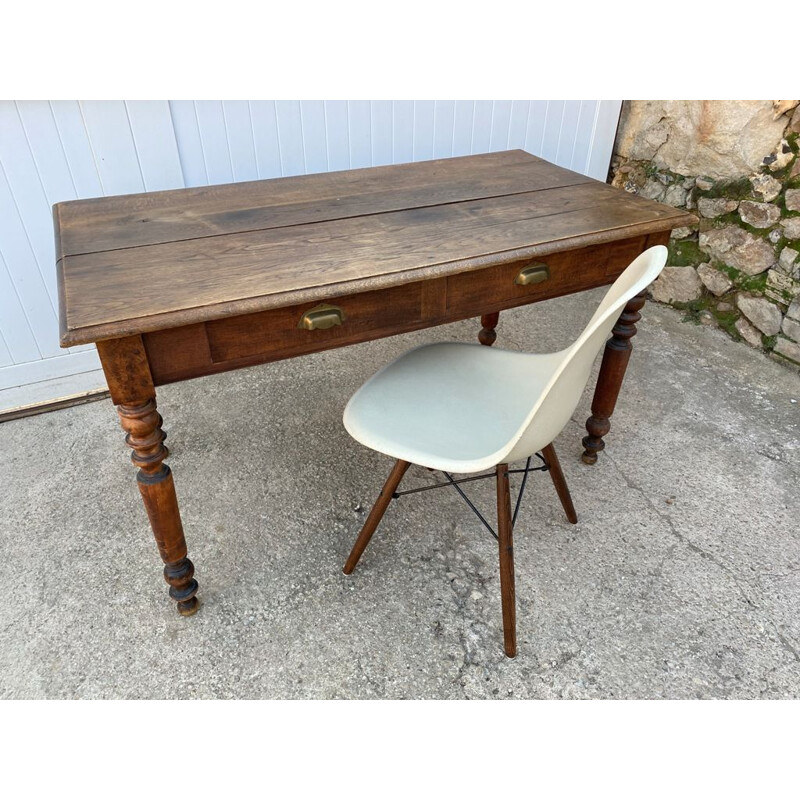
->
[[1, 290, 799, 699]]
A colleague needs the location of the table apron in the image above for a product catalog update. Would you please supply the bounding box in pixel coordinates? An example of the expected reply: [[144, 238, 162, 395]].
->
[[141, 234, 654, 387]]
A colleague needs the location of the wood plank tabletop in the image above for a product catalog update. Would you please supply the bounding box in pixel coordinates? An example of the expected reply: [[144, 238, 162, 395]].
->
[[55, 150, 694, 346]]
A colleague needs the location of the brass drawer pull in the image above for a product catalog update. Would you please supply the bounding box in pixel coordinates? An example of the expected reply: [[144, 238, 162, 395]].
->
[[514, 262, 550, 286], [298, 303, 346, 331]]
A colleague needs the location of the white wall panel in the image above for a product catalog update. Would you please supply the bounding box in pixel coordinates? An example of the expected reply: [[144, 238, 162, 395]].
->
[[125, 101, 184, 192], [471, 99, 493, 154], [346, 101, 370, 170], [193, 100, 235, 185], [325, 101, 350, 172], [248, 101, 282, 180], [370, 101, 393, 167], [168, 101, 209, 187], [49, 101, 105, 198], [300, 100, 328, 175], [222, 101, 259, 183], [413, 101, 435, 162], [452, 100, 475, 157], [392, 100, 414, 164], [0, 158, 61, 362], [0, 99, 622, 404], [0, 328, 12, 367], [274, 101, 305, 177], [0, 246, 41, 364], [507, 101, 530, 150], [432, 100, 455, 159], [489, 100, 513, 152], [17, 102, 78, 206], [80, 101, 147, 196]]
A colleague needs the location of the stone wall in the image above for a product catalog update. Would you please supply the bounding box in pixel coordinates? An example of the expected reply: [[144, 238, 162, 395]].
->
[[610, 100, 800, 368]]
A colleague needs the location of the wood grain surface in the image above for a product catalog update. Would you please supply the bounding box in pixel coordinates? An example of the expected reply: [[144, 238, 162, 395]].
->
[[56, 150, 694, 346]]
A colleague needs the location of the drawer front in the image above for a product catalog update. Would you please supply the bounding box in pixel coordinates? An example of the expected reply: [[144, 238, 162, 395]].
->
[[445, 236, 647, 315], [205, 282, 423, 363]]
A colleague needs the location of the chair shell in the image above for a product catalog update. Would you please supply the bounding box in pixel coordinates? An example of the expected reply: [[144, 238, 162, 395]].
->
[[344, 245, 668, 473], [341, 244, 668, 657]]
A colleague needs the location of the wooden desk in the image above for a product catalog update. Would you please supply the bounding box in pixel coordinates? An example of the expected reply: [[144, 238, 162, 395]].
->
[[55, 150, 693, 615]]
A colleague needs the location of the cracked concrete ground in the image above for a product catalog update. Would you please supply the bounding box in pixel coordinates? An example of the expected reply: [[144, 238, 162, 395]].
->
[[1, 288, 799, 699]]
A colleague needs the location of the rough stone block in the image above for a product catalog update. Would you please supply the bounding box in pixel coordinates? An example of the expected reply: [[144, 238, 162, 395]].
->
[[786, 189, 800, 213], [774, 337, 800, 364], [700, 227, 776, 275], [738, 200, 780, 229], [639, 179, 666, 201], [614, 101, 787, 179], [780, 217, 800, 240], [697, 197, 738, 218], [766, 270, 800, 304], [651, 266, 703, 304], [778, 247, 799, 277], [696, 263, 733, 296], [749, 173, 782, 202], [734, 316, 764, 348], [736, 294, 783, 336], [782, 315, 800, 343], [664, 185, 688, 207]]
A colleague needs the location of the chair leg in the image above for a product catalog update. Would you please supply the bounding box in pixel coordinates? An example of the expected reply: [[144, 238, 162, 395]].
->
[[343, 460, 411, 575], [496, 463, 517, 658], [542, 443, 578, 524]]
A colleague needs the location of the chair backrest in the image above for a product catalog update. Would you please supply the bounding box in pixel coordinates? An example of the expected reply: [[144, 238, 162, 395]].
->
[[502, 245, 668, 464]]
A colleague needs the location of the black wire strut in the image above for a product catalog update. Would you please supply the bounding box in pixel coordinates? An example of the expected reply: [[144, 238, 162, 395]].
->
[[391, 453, 548, 541]]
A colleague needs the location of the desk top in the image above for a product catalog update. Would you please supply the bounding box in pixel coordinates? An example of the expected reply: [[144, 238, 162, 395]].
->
[[55, 150, 693, 346]]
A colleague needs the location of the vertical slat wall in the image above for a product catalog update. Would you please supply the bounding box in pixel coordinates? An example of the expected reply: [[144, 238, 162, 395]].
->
[[0, 100, 622, 398]]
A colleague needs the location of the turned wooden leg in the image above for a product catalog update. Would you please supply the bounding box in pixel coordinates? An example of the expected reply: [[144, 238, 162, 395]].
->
[[496, 464, 516, 658], [479, 312, 500, 346], [542, 443, 577, 524], [582, 289, 647, 465], [344, 460, 410, 575], [98, 336, 198, 616], [117, 400, 198, 615]]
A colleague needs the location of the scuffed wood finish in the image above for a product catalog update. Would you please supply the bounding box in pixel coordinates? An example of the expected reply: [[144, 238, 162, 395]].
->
[[54, 151, 581, 256], [141, 234, 651, 387], [581, 230, 672, 465], [56, 150, 694, 346], [496, 464, 516, 659], [446, 236, 647, 316], [542, 443, 578, 524], [581, 290, 647, 465], [343, 460, 411, 575], [96, 336, 197, 615], [479, 312, 500, 346]]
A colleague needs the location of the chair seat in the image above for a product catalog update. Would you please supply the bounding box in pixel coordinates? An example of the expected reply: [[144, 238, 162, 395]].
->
[[343, 342, 564, 473]]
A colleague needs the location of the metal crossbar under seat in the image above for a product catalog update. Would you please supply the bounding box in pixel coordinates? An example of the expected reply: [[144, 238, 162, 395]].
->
[[390, 454, 549, 541]]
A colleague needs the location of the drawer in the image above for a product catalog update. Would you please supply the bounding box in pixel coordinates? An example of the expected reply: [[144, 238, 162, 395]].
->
[[445, 236, 647, 315], [205, 281, 424, 363]]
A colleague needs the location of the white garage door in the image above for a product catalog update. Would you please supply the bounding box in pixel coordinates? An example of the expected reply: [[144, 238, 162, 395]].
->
[[0, 100, 622, 413]]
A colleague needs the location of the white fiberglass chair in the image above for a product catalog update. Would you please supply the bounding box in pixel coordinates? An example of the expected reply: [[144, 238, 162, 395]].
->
[[342, 245, 668, 657]]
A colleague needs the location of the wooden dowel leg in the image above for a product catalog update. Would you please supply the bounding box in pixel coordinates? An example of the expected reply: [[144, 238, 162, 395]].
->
[[479, 312, 500, 346], [582, 289, 646, 465], [344, 460, 411, 575], [496, 463, 517, 658], [542, 443, 578, 524]]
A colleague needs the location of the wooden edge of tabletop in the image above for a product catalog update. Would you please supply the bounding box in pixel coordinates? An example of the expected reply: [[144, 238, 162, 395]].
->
[[58, 210, 696, 347]]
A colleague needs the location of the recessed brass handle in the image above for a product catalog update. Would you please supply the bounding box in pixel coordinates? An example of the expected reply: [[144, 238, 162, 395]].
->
[[514, 262, 550, 286], [298, 303, 346, 331]]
